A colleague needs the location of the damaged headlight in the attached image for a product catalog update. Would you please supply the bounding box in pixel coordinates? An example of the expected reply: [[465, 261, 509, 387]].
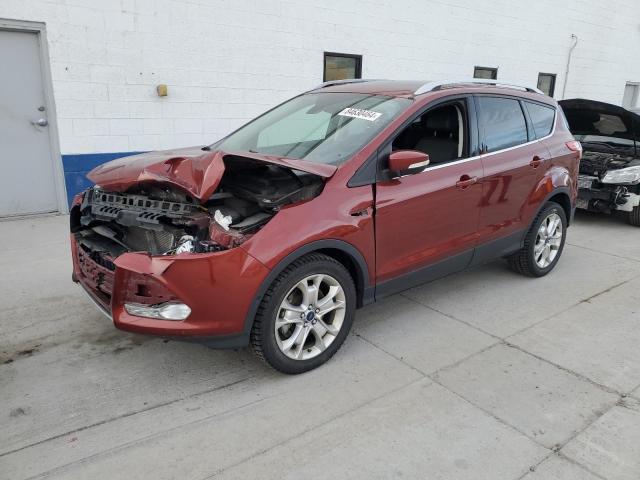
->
[[601, 166, 640, 185]]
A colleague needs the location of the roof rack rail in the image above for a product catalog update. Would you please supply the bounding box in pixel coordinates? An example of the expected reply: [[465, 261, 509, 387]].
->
[[310, 78, 375, 91], [414, 79, 544, 96]]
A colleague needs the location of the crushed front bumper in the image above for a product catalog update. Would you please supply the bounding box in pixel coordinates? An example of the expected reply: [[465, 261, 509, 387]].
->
[[71, 235, 270, 347], [576, 174, 639, 213]]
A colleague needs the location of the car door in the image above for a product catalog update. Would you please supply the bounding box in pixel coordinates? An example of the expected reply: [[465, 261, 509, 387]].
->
[[473, 95, 550, 260], [374, 97, 484, 297]]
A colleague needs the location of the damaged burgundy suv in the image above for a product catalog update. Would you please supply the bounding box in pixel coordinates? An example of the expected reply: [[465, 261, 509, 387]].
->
[[71, 79, 581, 373]]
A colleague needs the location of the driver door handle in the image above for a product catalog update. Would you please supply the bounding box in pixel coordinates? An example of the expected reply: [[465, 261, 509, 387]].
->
[[455, 175, 478, 190]]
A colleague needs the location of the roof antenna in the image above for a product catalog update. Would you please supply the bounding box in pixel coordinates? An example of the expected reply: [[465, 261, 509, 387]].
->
[[561, 34, 578, 99]]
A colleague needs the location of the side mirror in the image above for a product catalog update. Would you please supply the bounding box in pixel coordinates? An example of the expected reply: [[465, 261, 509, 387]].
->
[[388, 150, 430, 175]]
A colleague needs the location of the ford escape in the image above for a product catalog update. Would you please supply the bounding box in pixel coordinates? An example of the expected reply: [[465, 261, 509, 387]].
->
[[71, 79, 581, 373]]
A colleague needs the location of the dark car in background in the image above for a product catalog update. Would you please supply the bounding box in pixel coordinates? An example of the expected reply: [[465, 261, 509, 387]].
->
[[559, 99, 640, 226]]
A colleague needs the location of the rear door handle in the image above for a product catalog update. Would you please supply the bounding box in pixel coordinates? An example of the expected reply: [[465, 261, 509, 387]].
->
[[530, 155, 544, 168], [455, 175, 478, 190]]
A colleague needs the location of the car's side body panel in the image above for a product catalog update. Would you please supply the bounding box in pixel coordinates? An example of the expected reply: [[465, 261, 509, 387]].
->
[[374, 158, 483, 283], [477, 139, 549, 244]]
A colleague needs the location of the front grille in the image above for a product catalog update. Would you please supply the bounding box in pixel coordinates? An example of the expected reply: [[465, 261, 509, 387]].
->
[[90, 188, 194, 219], [88, 249, 116, 271], [77, 244, 115, 305]]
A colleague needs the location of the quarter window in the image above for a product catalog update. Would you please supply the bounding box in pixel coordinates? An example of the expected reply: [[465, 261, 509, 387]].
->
[[525, 102, 556, 139], [474, 66, 498, 80], [477, 97, 528, 152], [323, 52, 362, 82]]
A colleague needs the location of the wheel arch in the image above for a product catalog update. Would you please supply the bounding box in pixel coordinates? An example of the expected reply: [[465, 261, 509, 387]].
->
[[547, 190, 572, 225], [242, 240, 373, 335], [531, 164, 574, 227]]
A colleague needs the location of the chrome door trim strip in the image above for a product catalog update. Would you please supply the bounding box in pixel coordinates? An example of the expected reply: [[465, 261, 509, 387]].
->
[[421, 109, 557, 172]]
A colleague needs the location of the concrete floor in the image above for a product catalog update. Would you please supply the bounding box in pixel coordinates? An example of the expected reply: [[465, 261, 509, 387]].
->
[[1, 211, 639, 480]]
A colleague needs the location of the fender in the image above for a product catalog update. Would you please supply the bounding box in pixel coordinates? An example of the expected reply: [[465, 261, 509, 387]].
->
[[241, 239, 373, 336], [529, 164, 574, 226]]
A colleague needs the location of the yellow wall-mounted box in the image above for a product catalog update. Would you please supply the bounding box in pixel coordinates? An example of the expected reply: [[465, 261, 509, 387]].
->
[[156, 84, 168, 97]]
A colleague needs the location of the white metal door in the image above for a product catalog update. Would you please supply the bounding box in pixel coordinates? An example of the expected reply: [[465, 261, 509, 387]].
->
[[0, 29, 58, 216]]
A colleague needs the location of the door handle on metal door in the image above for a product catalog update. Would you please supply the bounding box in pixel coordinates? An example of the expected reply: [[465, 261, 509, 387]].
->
[[31, 118, 48, 127], [529, 155, 544, 168], [455, 175, 478, 189]]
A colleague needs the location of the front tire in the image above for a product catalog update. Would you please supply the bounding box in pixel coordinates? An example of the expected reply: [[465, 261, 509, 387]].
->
[[250, 253, 356, 374], [508, 201, 567, 277], [628, 206, 640, 227]]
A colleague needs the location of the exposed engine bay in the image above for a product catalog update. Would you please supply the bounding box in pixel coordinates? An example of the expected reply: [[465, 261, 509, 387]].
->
[[579, 150, 639, 177], [71, 157, 324, 259]]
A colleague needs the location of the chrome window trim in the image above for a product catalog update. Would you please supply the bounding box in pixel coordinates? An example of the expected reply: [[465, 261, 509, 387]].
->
[[418, 108, 557, 172]]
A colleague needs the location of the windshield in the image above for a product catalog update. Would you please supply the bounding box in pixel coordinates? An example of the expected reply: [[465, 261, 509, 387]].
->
[[213, 92, 411, 165]]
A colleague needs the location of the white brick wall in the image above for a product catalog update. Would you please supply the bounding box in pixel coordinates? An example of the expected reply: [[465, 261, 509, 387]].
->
[[1, 0, 639, 155]]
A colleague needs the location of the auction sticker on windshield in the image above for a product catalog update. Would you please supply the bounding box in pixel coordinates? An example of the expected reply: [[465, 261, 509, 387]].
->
[[338, 107, 382, 122]]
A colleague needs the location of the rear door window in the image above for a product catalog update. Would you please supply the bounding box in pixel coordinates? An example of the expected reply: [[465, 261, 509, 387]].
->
[[525, 102, 556, 139], [477, 97, 528, 152]]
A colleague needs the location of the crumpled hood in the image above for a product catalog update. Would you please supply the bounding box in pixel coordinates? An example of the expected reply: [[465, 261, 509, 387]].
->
[[88, 147, 337, 201]]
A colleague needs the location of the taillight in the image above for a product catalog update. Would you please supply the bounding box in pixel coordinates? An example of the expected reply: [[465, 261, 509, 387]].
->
[[565, 140, 582, 153]]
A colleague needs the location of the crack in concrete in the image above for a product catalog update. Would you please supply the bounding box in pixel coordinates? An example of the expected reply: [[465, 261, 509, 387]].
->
[[556, 452, 609, 480], [567, 242, 640, 264], [201, 372, 427, 478], [427, 374, 551, 450], [25, 394, 268, 480], [352, 331, 430, 377], [400, 292, 502, 340], [12, 337, 424, 480], [505, 272, 640, 340], [0, 375, 255, 459], [503, 342, 622, 396], [356, 311, 623, 480]]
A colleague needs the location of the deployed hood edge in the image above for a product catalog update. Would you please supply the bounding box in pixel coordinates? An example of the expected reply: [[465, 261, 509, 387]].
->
[[87, 147, 337, 201]]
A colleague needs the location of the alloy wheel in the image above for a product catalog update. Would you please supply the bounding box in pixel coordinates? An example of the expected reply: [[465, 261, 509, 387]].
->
[[274, 274, 346, 360], [534, 212, 563, 268]]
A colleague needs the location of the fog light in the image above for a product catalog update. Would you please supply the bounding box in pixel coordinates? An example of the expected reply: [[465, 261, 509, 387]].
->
[[125, 301, 191, 321]]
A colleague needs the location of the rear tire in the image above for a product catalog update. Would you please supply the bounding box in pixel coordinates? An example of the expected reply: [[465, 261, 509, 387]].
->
[[628, 206, 640, 227], [250, 253, 356, 374], [508, 201, 567, 277]]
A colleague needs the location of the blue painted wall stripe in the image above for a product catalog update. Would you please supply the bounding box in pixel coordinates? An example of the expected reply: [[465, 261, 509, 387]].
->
[[62, 151, 144, 205]]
